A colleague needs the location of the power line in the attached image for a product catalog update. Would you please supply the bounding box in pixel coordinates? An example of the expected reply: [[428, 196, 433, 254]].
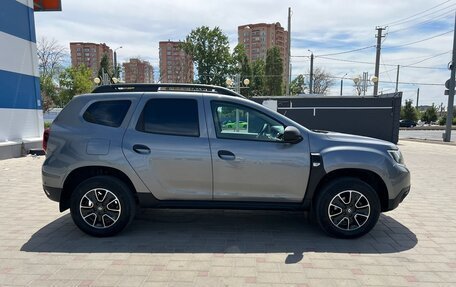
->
[[406, 50, 452, 66], [383, 29, 454, 49], [291, 45, 375, 58], [384, 50, 451, 61], [380, 80, 444, 86], [316, 46, 375, 57], [389, 3, 456, 28], [388, 8, 456, 34], [384, 0, 452, 26], [287, 73, 445, 87], [314, 55, 447, 69], [380, 67, 397, 75], [381, 55, 394, 83]]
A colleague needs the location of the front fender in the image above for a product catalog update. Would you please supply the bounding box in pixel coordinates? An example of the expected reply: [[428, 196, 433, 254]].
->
[[320, 145, 394, 192]]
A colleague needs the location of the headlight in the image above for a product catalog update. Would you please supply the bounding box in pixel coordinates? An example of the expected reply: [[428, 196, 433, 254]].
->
[[388, 150, 404, 165]]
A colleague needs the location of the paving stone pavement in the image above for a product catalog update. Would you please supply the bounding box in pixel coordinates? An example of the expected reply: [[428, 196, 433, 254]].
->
[[0, 140, 455, 287]]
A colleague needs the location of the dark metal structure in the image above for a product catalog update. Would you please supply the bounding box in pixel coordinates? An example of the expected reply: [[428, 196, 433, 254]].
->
[[252, 93, 402, 143]]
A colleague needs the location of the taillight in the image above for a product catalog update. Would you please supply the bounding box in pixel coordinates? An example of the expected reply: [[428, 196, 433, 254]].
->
[[43, 128, 50, 152]]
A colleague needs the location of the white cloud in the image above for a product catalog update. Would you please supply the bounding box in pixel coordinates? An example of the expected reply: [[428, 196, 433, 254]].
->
[[34, 0, 456, 106]]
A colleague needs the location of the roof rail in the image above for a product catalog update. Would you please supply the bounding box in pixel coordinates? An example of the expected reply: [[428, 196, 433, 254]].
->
[[92, 83, 246, 99]]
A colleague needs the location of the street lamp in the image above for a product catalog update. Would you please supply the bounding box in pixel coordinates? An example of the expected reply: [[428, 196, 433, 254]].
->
[[353, 73, 378, 96], [340, 73, 348, 96], [113, 46, 122, 78], [226, 77, 250, 94], [353, 75, 362, 96]]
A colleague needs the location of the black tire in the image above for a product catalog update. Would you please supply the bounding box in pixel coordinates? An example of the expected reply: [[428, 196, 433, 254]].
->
[[314, 177, 380, 239], [70, 176, 136, 237]]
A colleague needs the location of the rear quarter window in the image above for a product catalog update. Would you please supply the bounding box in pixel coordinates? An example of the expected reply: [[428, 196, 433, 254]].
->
[[83, 100, 131, 127]]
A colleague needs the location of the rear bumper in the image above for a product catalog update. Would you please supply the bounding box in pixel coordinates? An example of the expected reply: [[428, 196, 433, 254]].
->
[[43, 185, 62, 202], [387, 185, 410, 211]]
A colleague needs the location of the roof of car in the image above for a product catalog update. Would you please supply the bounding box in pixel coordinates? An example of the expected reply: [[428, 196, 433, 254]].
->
[[92, 84, 247, 99]]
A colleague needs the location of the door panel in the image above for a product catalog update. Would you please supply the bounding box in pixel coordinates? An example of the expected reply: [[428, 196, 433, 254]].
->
[[122, 97, 212, 200], [207, 100, 310, 202]]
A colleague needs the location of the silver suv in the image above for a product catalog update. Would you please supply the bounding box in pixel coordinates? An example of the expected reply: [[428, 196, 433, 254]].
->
[[42, 84, 411, 238]]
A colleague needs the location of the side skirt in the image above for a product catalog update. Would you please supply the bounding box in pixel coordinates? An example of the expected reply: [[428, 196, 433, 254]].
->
[[136, 193, 305, 211]]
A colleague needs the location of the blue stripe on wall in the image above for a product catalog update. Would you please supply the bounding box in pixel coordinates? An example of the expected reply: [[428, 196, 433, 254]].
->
[[0, 69, 41, 110], [0, 0, 36, 43]]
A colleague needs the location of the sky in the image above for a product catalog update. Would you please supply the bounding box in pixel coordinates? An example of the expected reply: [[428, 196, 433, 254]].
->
[[34, 0, 456, 107]]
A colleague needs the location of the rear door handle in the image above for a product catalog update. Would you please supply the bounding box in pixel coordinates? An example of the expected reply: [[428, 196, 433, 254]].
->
[[133, 144, 151, 154], [218, 150, 235, 160]]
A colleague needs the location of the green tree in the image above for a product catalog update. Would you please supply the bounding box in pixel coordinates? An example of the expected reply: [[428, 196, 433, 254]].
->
[[421, 104, 438, 124], [40, 75, 59, 111], [37, 37, 67, 111], [290, 74, 307, 95], [265, 46, 283, 96], [98, 53, 112, 79], [250, 59, 266, 96], [400, 99, 419, 121], [181, 26, 231, 86], [59, 65, 93, 106], [231, 44, 252, 97]]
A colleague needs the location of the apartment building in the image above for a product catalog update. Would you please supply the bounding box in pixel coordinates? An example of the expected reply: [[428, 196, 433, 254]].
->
[[159, 41, 193, 83], [70, 42, 113, 77], [123, 58, 154, 83], [238, 22, 289, 86]]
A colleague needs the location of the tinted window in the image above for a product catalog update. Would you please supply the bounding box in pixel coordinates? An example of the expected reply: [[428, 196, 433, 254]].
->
[[211, 101, 284, 142], [137, 99, 199, 137], [83, 100, 131, 127]]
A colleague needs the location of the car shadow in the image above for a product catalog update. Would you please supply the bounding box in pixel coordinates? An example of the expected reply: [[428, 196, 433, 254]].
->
[[21, 209, 417, 263]]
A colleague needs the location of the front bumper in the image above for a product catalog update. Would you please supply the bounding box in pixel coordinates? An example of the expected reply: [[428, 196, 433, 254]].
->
[[43, 185, 62, 202], [387, 185, 410, 211]]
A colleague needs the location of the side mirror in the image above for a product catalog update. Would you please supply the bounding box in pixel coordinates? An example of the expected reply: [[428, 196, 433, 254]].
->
[[283, 126, 303, 143]]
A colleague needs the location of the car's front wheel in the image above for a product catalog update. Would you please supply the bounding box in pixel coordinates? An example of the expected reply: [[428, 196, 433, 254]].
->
[[70, 176, 136, 237], [314, 177, 380, 238]]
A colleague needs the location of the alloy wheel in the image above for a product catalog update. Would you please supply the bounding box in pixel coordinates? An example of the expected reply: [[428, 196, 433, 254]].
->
[[327, 190, 370, 231]]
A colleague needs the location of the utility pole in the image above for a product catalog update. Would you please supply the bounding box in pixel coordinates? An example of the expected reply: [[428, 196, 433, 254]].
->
[[340, 73, 347, 96], [286, 7, 291, 96], [395, 65, 400, 93], [340, 79, 343, 96], [309, 52, 314, 94], [373, 27, 386, 96], [444, 12, 456, 142], [416, 88, 420, 108]]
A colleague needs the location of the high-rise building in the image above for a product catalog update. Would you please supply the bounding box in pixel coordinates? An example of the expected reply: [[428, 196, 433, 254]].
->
[[238, 22, 289, 84], [70, 42, 113, 77], [122, 58, 154, 83], [159, 41, 193, 83]]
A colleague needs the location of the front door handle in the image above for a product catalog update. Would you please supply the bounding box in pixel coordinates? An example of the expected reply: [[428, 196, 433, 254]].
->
[[133, 144, 151, 154], [218, 150, 235, 160]]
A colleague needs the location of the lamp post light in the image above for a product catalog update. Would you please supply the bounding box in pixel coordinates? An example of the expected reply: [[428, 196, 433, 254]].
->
[[340, 73, 348, 96], [353, 76, 361, 96], [113, 46, 122, 78], [352, 73, 378, 96], [226, 77, 250, 94]]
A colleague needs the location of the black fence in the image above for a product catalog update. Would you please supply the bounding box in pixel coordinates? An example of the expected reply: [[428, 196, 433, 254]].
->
[[252, 93, 402, 143]]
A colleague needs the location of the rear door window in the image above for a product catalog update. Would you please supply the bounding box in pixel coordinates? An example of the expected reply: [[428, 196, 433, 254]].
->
[[136, 98, 199, 137]]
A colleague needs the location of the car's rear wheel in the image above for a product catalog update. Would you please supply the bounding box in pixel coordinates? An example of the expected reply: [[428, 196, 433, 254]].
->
[[314, 177, 380, 238], [70, 176, 136, 237]]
